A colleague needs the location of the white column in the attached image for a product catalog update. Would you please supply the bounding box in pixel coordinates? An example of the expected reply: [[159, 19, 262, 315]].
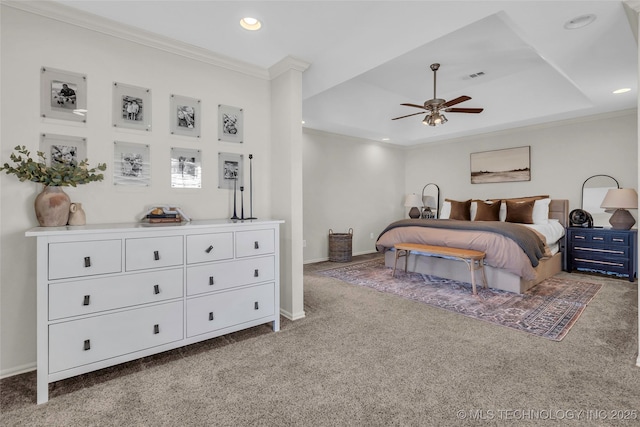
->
[[269, 57, 310, 320]]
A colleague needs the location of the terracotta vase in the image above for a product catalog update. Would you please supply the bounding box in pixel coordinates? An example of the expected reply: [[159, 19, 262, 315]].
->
[[34, 186, 71, 227], [68, 202, 86, 226]]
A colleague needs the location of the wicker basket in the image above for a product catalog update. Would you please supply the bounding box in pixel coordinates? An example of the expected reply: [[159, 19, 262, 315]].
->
[[329, 228, 353, 262]]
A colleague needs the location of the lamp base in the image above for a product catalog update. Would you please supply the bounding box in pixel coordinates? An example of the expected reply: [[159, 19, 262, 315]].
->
[[408, 207, 420, 219], [609, 208, 636, 230]]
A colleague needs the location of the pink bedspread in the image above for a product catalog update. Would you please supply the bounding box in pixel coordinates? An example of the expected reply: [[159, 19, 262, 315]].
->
[[376, 226, 552, 280]]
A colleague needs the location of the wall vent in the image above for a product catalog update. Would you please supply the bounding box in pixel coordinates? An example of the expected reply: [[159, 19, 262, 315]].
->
[[469, 71, 485, 78]]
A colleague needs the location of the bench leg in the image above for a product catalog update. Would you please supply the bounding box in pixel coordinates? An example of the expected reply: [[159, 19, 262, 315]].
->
[[392, 249, 409, 277]]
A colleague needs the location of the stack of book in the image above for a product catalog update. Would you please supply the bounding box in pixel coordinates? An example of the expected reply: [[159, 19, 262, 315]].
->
[[142, 206, 191, 224]]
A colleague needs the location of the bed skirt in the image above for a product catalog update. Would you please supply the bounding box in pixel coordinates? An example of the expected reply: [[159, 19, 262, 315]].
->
[[384, 250, 562, 294]]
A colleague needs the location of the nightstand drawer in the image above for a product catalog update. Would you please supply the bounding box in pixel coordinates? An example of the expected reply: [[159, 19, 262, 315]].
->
[[571, 256, 632, 275], [571, 244, 631, 259], [49, 240, 122, 280], [570, 231, 631, 246]]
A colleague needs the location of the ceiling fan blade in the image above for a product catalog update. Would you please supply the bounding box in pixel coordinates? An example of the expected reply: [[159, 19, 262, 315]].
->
[[400, 103, 427, 110], [444, 107, 484, 113], [392, 111, 426, 120], [441, 96, 471, 108]]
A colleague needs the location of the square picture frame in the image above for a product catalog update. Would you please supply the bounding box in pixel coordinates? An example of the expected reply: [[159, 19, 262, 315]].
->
[[218, 152, 244, 189], [112, 82, 152, 131], [40, 67, 87, 122], [39, 133, 87, 168], [171, 147, 202, 189], [470, 146, 531, 184], [170, 94, 201, 138], [113, 141, 151, 186], [218, 104, 243, 143]]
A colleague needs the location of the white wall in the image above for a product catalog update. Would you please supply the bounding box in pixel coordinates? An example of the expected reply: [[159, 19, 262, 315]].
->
[[302, 129, 405, 263], [404, 111, 638, 213], [1, 6, 272, 376]]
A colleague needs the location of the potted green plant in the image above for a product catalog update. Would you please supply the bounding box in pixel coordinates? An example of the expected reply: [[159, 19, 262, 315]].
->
[[1, 145, 107, 226]]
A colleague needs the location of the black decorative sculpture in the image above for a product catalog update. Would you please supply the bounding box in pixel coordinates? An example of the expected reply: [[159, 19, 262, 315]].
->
[[230, 177, 239, 220], [247, 154, 257, 219]]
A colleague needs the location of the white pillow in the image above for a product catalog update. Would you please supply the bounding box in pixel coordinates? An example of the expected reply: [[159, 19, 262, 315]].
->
[[440, 201, 451, 219], [499, 201, 507, 221], [470, 201, 477, 221], [532, 198, 551, 224]]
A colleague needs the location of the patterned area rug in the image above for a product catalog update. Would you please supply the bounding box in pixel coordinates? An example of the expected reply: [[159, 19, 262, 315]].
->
[[318, 259, 602, 341]]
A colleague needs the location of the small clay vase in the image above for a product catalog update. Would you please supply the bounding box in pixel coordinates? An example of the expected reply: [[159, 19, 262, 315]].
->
[[68, 202, 86, 226]]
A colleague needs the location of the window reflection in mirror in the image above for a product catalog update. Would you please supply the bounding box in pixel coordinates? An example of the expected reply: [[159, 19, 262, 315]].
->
[[582, 175, 619, 227]]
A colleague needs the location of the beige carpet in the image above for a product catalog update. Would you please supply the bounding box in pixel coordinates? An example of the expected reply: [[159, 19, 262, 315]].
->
[[1, 253, 639, 426]]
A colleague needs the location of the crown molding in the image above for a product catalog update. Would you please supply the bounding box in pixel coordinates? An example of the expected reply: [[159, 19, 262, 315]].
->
[[3, 0, 270, 80], [269, 56, 311, 80]]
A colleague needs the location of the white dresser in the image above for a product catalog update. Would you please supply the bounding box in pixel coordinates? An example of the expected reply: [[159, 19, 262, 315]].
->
[[26, 219, 282, 404]]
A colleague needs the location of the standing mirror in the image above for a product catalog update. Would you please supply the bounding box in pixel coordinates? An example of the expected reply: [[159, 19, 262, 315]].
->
[[421, 183, 440, 219], [582, 175, 619, 227]]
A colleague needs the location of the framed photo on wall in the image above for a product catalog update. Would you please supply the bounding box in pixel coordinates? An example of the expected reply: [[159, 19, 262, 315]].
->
[[170, 94, 201, 138], [470, 146, 530, 184], [171, 147, 201, 189], [40, 67, 87, 122], [113, 141, 151, 186], [218, 152, 244, 189], [218, 104, 243, 143], [39, 134, 87, 168], [112, 82, 152, 131]]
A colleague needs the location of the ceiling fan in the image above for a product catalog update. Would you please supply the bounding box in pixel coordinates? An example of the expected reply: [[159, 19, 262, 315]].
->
[[392, 63, 484, 126]]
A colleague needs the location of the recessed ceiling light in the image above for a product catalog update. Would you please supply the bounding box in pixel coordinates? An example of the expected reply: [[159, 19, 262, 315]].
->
[[382, 138, 390, 141], [564, 14, 596, 30], [613, 88, 631, 94], [240, 17, 262, 31], [301, 120, 306, 124]]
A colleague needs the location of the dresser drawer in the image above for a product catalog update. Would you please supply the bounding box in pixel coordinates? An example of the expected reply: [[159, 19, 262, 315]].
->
[[571, 256, 632, 275], [186, 232, 233, 264], [49, 240, 122, 280], [186, 283, 274, 337], [125, 236, 183, 271], [570, 243, 631, 260], [49, 268, 184, 320], [236, 229, 275, 258], [186, 256, 275, 296], [49, 301, 183, 374]]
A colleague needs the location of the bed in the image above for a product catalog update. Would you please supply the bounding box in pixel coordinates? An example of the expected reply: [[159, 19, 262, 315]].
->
[[376, 198, 569, 293]]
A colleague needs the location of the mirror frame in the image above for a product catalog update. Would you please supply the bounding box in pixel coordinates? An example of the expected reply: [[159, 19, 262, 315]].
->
[[581, 174, 619, 226], [421, 183, 440, 219]]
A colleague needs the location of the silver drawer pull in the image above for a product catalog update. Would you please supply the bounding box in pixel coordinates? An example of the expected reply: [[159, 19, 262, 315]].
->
[[154, 284, 160, 294], [83, 295, 90, 306], [209, 312, 214, 321], [84, 256, 91, 267], [153, 324, 160, 334], [254, 269, 259, 277], [575, 258, 624, 267], [83, 339, 91, 351], [574, 246, 624, 255], [613, 238, 624, 242], [592, 237, 604, 241], [254, 301, 259, 310], [574, 236, 585, 240], [254, 241, 259, 250], [154, 250, 160, 261], [209, 276, 215, 286], [205, 245, 213, 253]]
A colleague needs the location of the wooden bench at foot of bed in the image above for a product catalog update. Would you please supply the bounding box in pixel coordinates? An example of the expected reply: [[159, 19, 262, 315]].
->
[[392, 243, 488, 295]]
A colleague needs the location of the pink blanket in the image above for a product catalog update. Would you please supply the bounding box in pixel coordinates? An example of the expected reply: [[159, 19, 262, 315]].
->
[[376, 226, 552, 280]]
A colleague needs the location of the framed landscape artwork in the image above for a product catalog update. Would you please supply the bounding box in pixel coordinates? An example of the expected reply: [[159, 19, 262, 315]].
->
[[40, 67, 87, 122], [112, 82, 152, 131], [470, 146, 530, 184]]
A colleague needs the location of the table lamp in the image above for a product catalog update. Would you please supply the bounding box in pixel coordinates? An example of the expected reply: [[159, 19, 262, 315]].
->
[[404, 193, 422, 219], [600, 188, 638, 230]]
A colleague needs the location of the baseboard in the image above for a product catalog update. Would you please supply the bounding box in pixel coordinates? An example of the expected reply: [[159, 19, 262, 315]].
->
[[280, 308, 306, 321], [304, 250, 378, 265], [1, 362, 36, 379]]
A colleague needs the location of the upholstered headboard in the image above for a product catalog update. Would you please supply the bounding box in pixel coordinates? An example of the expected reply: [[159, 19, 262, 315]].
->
[[549, 199, 569, 228]]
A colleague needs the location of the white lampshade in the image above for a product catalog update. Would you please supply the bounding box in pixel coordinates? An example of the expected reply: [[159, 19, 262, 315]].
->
[[600, 188, 638, 209], [404, 193, 421, 207]]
